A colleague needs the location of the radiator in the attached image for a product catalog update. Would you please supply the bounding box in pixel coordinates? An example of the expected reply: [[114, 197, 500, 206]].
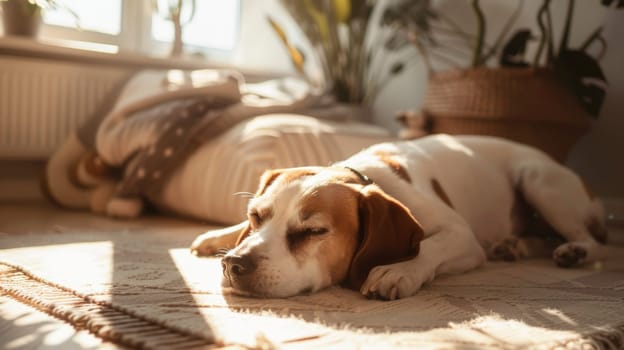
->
[[0, 56, 130, 159]]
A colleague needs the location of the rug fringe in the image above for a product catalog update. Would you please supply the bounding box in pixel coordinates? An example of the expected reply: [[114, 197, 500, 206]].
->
[[0, 261, 220, 350]]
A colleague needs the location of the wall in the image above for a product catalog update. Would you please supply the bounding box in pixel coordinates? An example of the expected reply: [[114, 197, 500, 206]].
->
[[567, 9, 624, 198], [3, 0, 621, 197], [231, 0, 299, 75]]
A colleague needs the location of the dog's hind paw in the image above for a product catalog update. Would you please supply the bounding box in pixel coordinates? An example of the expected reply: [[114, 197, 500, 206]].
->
[[553, 242, 587, 267]]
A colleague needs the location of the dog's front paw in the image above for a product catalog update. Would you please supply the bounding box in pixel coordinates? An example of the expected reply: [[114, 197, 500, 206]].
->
[[553, 242, 588, 267], [360, 263, 433, 300], [190, 222, 247, 257], [190, 233, 228, 257]]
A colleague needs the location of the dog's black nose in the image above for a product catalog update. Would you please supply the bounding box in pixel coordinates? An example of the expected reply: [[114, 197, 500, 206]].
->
[[222, 254, 257, 277]]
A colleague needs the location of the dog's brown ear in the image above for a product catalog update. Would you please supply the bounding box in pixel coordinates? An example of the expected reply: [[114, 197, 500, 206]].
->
[[345, 185, 424, 290], [256, 169, 283, 195]]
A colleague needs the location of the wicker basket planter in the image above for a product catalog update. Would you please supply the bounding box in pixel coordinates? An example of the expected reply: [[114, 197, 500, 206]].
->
[[422, 67, 591, 162]]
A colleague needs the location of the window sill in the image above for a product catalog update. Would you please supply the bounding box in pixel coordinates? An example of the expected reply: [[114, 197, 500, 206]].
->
[[0, 35, 274, 79]]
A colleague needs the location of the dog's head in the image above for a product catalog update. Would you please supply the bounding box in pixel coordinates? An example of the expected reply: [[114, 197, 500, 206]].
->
[[221, 167, 424, 297]]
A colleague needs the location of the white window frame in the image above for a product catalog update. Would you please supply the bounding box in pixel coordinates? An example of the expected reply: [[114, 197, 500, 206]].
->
[[38, 0, 239, 60]]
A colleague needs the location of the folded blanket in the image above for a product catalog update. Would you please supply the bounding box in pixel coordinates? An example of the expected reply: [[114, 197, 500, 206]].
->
[[43, 68, 378, 221]]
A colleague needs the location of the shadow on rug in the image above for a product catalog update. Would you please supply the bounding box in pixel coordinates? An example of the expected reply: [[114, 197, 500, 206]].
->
[[1, 204, 623, 349]]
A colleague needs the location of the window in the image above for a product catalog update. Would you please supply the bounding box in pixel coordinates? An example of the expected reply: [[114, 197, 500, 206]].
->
[[40, 0, 239, 57], [44, 0, 122, 35], [151, 0, 238, 51]]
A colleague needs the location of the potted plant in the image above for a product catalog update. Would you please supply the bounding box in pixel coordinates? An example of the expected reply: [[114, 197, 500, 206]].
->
[[387, 0, 620, 161], [267, 0, 416, 106], [152, 0, 197, 57], [1, 0, 77, 37]]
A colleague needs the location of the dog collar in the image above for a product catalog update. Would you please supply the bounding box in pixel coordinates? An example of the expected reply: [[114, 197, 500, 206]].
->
[[344, 167, 374, 186]]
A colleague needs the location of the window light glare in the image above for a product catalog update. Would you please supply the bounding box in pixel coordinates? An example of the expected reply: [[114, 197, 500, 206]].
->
[[151, 0, 238, 51], [43, 0, 122, 35]]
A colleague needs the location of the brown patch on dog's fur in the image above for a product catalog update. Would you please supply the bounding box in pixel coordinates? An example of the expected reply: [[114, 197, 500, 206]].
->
[[431, 178, 454, 208], [297, 184, 360, 284], [236, 169, 317, 245], [252, 167, 319, 203], [373, 151, 411, 183], [257, 168, 319, 195], [255, 170, 282, 196], [237, 169, 319, 245]]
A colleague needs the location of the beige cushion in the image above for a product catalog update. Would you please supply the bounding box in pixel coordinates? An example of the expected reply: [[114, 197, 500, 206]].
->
[[159, 114, 392, 224]]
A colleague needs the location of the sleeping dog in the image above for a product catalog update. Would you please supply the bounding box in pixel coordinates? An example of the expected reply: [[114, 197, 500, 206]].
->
[[190, 134, 607, 300]]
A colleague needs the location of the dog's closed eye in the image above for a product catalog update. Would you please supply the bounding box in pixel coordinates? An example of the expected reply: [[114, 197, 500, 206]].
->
[[287, 227, 328, 251], [249, 207, 273, 229], [249, 211, 262, 228]]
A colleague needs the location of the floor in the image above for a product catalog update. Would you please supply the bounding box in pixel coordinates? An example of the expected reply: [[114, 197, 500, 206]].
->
[[0, 295, 124, 350], [1, 162, 623, 349], [0, 200, 220, 350], [0, 202, 145, 350], [2, 201, 624, 350]]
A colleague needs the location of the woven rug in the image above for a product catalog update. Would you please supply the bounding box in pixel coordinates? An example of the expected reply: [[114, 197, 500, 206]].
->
[[1, 203, 623, 350]]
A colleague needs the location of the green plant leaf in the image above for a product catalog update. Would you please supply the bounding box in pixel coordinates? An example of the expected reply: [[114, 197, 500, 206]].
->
[[267, 16, 288, 43], [333, 0, 351, 23], [499, 29, 533, 67], [555, 49, 607, 117], [267, 15, 306, 75], [384, 33, 410, 51], [601, 0, 624, 8], [288, 46, 306, 73], [303, 0, 329, 43], [390, 62, 405, 75]]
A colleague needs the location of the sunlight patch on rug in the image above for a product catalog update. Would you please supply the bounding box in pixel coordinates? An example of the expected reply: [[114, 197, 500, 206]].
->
[[452, 314, 581, 347], [0, 241, 114, 292]]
